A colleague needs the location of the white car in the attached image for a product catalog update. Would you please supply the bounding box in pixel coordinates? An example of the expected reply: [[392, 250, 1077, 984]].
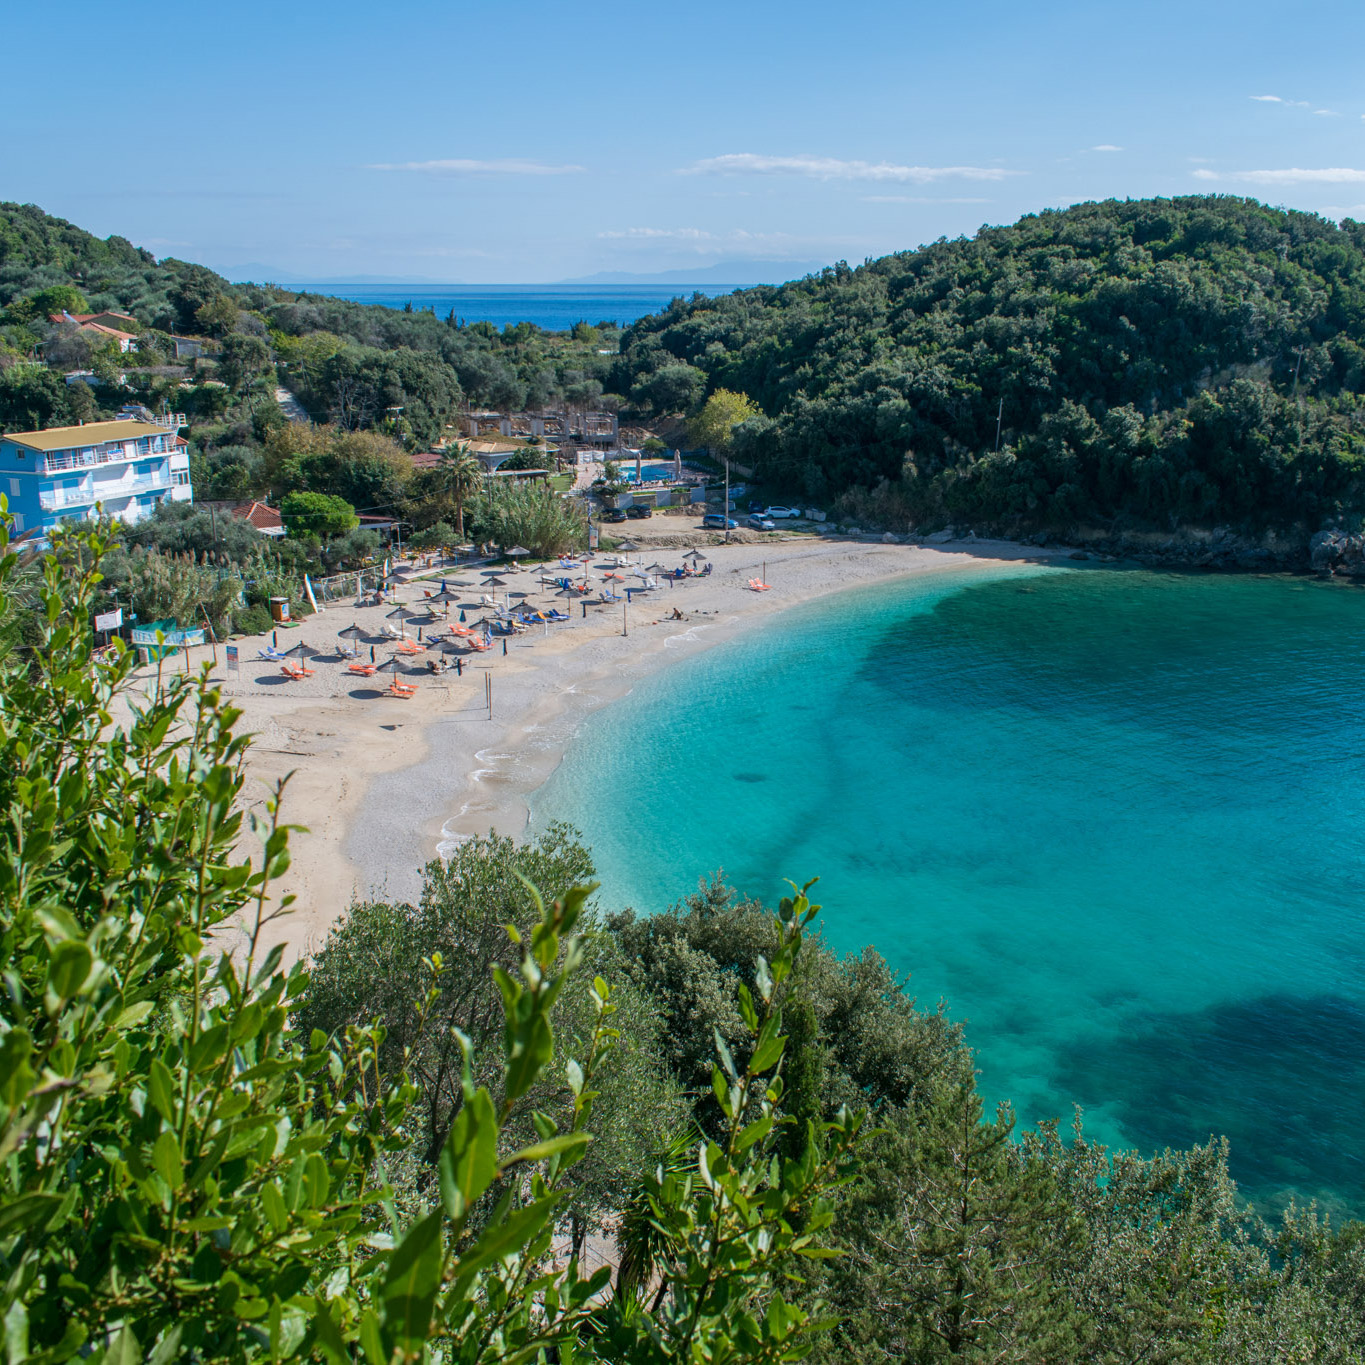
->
[[748, 514, 776, 531], [762, 505, 802, 519]]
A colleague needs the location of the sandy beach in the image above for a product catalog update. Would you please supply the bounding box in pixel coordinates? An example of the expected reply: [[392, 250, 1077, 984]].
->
[[130, 531, 1057, 961]]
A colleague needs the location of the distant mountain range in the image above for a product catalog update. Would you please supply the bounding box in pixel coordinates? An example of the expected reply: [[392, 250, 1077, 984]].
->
[[214, 260, 830, 289], [558, 259, 830, 286], [216, 267, 462, 286]]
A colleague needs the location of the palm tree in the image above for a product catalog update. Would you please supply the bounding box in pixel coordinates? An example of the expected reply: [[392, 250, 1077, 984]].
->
[[437, 442, 484, 542]]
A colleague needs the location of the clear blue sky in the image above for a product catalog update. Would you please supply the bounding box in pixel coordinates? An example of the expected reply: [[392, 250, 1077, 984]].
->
[[8, 0, 1365, 282]]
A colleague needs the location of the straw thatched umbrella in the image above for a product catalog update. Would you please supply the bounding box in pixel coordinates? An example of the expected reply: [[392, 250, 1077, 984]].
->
[[684, 549, 707, 563], [386, 603, 413, 638], [425, 588, 461, 619], [505, 545, 531, 559], [337, 623, 366, 654], [617, 539, 640, 554]]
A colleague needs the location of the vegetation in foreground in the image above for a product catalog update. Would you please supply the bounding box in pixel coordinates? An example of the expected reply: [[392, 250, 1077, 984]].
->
[[6, 521, 1365, 1360]]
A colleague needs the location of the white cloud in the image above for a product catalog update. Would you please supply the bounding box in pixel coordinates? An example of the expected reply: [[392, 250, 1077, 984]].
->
[[1250, 94, 1283, 102], [1091, 144, 1124, 152], [598, 227, 717, 240], [1193, 166, 1365, 185], [1250, 95, 1314, 108], [366, 158, 584, 175], [861, 194, 991, 203], [1315, 109, 1341, 117], [682, 153, 1017, 183]]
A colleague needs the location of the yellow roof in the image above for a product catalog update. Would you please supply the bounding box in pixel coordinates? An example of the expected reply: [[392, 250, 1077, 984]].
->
[[2, 421, 167, 452]]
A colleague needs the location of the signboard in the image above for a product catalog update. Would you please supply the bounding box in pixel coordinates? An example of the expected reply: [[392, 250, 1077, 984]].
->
[[225, 645, 239, 674], [588, 522, 600, 550], [94, 607, 123, 633]]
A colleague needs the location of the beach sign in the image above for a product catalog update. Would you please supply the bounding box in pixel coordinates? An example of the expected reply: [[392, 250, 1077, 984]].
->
[[225, 645, 239, 674], [589, 522, 600, 549], [94, 607, 122, 633]]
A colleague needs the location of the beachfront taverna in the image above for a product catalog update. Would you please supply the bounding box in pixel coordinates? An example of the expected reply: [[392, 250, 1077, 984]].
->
[[0, 418, 192, 542]]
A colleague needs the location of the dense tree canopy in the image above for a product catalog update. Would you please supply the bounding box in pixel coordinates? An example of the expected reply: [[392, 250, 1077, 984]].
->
[[612, 196, 1365, 531]]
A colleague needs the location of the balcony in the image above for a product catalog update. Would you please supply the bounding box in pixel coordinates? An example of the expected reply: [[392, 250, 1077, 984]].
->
[[43, 434, 183, 474], [40, 471, 173, 511]]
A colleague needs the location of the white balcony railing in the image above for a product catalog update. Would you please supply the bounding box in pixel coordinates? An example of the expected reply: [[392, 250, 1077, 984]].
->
[[43, 433, 182, 474], [40, 472, 173, 511]]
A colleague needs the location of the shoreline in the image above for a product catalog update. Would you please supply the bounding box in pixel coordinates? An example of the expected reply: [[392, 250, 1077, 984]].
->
[[143, 535, 1064, 962]]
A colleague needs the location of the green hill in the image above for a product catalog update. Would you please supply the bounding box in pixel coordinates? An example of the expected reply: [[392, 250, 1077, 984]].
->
[[611, 196, 1365, 534]]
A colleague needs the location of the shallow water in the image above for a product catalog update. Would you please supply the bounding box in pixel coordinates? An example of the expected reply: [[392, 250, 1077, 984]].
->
[[529, 564, 1365, 1214]]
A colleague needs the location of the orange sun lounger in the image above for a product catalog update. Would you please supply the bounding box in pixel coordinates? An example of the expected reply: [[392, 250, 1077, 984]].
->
[[281, 663, 310, 680], [388, 681, 418, 698], [347, 662, 378, 677]]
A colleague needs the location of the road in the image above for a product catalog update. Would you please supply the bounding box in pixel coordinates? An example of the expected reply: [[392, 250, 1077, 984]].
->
[[274, 387, 310, 422]]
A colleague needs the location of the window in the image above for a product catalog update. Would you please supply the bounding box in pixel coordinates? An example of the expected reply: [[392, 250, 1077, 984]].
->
[[11, 514, 22, 533], [174, 469, 191, 486], [8, 479, 18, 497]]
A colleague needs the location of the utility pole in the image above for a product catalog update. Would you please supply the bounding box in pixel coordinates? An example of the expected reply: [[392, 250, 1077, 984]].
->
[[995, 397, 1004, 452], [724, 456, 731, 544]]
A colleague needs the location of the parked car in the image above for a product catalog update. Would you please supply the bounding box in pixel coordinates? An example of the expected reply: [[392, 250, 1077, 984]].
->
[[625, 504, 653, 519], [762, 505, 802, 519], [748, 514, 776, 531], [701, 514, 738, 530], [603, 507, 628, 523]]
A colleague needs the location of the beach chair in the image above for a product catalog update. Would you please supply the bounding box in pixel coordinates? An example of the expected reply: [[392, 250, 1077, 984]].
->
[[257, 646, 287, 661], [387, 680, 418, 698], [546, 609, 570, 622], [748, 578, 771, 592], [347, 662, 378, 677], [468, 638, 493, 653], [380, 623, 405, 640], [394, 639, 425, 655], [280, 663, 306, 681]]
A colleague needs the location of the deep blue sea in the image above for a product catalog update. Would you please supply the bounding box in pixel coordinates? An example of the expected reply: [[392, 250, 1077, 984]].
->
[[529, 563, 1365, 1215], [282, 284, 739, 331]]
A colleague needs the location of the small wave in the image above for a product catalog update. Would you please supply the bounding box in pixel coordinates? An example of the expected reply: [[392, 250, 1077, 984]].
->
[[665, 625, 710, 648]]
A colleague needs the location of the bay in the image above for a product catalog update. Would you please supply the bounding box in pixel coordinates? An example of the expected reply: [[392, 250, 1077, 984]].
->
[[276, 283, 740, 332], [529, 564, 1365, 1215]]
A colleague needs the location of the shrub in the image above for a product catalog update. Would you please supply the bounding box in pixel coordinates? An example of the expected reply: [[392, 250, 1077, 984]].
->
[[231, 601, 272, 635]]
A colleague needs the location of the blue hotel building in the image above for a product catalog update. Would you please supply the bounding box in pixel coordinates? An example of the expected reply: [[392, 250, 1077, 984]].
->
[[0, 417, 192, 543]]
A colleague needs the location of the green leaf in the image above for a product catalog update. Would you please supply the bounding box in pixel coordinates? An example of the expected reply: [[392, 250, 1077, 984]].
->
[[437, 1088, 497, 1221], [381, 1207, 443, 1357], [503, 1132, 590, 1167], [358, 1310, 385, 1365], [147, 1059, 176, 1124], [47, 939, 93, 999], [4, 1299, 27, 1364], [312, 1297, 349, 1364], [98, 1325, 140, 1365], [152, 1131, 183, 1193], [753, 1026, 786, 1081], [0, 1193, 60, 1238], [450, 1197, 558, 1291]]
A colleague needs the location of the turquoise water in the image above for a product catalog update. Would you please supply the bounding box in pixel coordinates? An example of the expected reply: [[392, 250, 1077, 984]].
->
[[279, 285, 740, 331], [529, 564, 1365, 1214]]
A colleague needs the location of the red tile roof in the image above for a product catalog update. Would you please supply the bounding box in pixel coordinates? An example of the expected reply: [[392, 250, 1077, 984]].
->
[[229, 500, 285, 533]]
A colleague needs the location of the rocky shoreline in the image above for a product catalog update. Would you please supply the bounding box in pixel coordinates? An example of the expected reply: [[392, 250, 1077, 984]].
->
[[836, 524, 1365, 577]]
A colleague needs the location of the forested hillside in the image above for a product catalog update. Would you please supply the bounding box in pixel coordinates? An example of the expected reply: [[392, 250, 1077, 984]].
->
[[0, 201, 616, 462], [8, 196, 1365, 537], [613, 196, 1365, 533]]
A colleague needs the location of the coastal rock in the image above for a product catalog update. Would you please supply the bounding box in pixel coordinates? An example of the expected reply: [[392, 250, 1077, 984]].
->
[[926, 529, 953, 544], [882, 532, 898, 543]]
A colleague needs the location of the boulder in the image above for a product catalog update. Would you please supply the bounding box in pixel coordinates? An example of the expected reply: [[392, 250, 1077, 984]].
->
[[882, 531, 898, 543], [926, 529, 953, 544]]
